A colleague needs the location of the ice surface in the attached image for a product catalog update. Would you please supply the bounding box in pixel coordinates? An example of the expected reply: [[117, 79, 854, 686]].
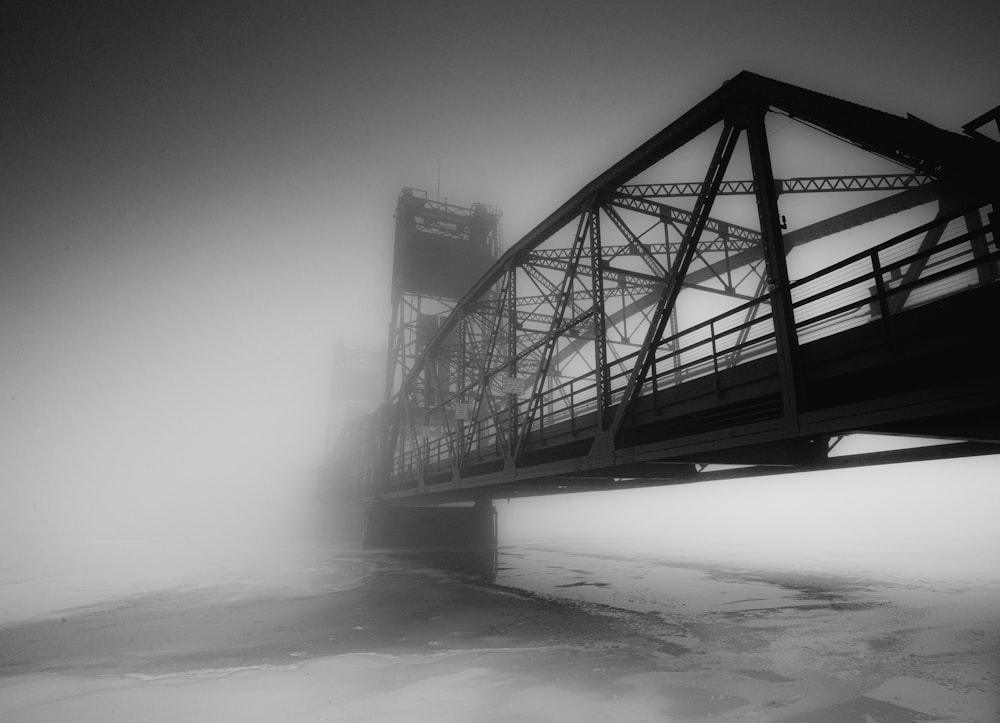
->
[[2, 538, 998, 722]]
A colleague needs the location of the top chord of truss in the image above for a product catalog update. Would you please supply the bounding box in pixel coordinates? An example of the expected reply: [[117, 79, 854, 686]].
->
[[618, 173, 933, 199]]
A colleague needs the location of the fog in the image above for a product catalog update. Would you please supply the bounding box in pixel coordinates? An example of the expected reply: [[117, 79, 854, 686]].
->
[[3, 2, 1000, 601], [500, 450, 1000, 583]]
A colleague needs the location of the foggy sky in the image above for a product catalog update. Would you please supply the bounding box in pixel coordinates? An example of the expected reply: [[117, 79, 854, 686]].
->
[[3, 2, 1000, 555]]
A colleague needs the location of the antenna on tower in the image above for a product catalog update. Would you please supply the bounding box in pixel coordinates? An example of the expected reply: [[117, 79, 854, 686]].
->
[[436, 159, 441, 201]]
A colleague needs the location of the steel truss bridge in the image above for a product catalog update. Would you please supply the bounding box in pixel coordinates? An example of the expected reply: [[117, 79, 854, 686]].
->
[[358, 71, 1000, 505]]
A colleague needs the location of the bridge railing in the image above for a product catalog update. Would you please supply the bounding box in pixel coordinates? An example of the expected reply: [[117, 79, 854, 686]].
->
[[632, 301, 779, 405], [793, 205, 994, 342], [387, 202, 995, 489], [533, 375, 603, 442]]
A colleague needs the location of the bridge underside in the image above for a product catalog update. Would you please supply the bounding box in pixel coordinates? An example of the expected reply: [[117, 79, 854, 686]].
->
[[357, 71, 1000, 508]]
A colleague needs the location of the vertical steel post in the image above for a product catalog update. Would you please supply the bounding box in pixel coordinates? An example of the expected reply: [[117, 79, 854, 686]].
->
[[669, 304, 681, 386], [710, 320, 720, 396], [589, 208, 612, 443], [569, 380, 576, 436], [514, 212, 589, 458], [454, 312, 468, 481], [651, 353, 659, 414], [871, 252, 894, 348], [745, 107, 802, 432], [506, 264, 518, 459]]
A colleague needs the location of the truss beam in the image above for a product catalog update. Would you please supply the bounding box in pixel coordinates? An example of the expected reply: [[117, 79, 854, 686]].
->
[[619, 173, 933, 199]]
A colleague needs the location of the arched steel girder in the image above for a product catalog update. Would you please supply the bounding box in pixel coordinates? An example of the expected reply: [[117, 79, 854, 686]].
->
[[383, 71, 1000, 496], [390, 71, 997, 412]]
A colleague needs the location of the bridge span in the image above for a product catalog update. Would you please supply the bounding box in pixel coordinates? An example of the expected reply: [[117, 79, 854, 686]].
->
[[333, 71, 1000, 545]]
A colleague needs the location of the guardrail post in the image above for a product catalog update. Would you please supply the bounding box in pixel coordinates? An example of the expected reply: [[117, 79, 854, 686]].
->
[[871, 251, 894, 348], [651, 353, 660, 414], [966, 209, 999, 284], [569, 380, 576, 436], [539, 390, 545, 445], [710, 320, 720, 396]]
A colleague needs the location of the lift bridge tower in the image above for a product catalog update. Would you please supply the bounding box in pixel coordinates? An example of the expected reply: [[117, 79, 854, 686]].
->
[[353, 188, 502, 550], [383, 188, 502, 444]]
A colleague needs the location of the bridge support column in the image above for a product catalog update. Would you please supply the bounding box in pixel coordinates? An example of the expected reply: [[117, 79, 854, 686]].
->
[[362, 500, 497, 551]]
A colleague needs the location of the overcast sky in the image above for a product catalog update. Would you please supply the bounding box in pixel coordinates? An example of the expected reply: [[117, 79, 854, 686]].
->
[[2, 2, 999, 560]]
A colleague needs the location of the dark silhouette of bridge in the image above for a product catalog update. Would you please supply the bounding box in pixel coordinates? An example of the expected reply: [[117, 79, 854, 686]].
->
[[335, 71, 999, 534]]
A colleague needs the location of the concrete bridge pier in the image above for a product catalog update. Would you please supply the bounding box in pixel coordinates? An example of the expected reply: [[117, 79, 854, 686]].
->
[[361, 499, 497, 551]]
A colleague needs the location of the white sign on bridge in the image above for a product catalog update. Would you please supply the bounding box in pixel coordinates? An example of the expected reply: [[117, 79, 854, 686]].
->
[[501, 376, 526, 395]]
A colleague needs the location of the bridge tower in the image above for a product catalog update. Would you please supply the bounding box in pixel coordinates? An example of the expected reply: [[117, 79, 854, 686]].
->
[[385, 187, 501, 409], [364, 187, 502, 552], [320, 338, 383, 502]]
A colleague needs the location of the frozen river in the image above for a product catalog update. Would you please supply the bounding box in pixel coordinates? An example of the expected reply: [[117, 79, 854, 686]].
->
[[1, 533, 998, 722]]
